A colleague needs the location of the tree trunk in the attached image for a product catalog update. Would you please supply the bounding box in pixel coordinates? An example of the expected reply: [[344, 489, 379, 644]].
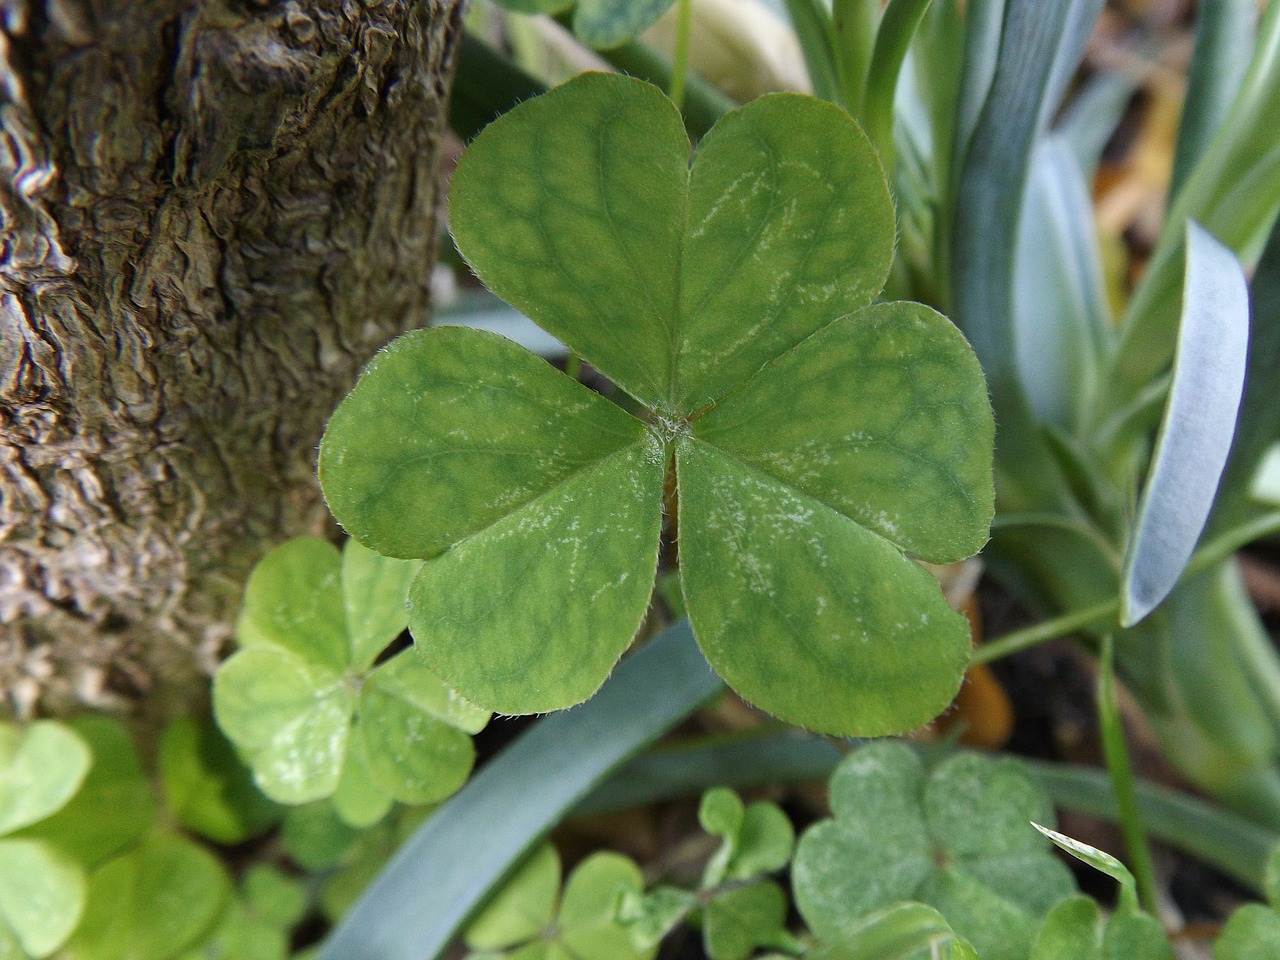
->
[[0, 0, 462, 720]]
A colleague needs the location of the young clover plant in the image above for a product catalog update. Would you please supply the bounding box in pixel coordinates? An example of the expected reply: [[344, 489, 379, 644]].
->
[[0, 721, 89, 959], [320, 73, 995, 736], [792, 743, 1076, 960], [213, 537, 489, 814]]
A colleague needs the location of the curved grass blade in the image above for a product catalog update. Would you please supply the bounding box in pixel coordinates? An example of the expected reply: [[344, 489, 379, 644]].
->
[[862, 0, 933, 174], [1121, 222, 1250, 626], [782, 0, 843, 103], [1170, 0, 1258, 202], [317, 621, 722, 960], [950, 0, 1102, 513]]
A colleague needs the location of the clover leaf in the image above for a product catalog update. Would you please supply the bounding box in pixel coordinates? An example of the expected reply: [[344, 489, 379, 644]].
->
[[0, 721, 90, 959], [792, 743, 1076, 960], [464, 844, 655, 960], [213, 537, 489, 808], [320, 73, 994, 736], [698, 787, 794, 888], [492, 0, 674, 50]]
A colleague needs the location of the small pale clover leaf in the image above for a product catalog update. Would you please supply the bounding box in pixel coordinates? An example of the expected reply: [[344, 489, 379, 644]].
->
[[491, 0, 675, 50], [703, 881, 801, 960], [213, 537, 489, 809], [320, 73, 994, 736], [0, 721, 90, 959], [174, 866, 307, 960], [1031, 896, 1172, 960], [63, 835, 232, 960], [697, 787, 794, 888], [463, 844, 655, 960], [792, 743, 1075, 960]]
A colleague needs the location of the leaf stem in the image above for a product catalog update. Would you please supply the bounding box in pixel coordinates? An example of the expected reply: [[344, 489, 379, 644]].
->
[[670, 0, 694, 111], [973, 509, 1280, 666], [1097, 634, 1161, 915], [971, 599, 1118, 665]]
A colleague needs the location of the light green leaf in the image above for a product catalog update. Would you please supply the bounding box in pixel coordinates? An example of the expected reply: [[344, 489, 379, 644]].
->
[[449, 72, 893, 415], [342, 539, 420, 672], [408, 436, 664, 715], [280, 801, 360, 871], [357, 655, 479, 805], [615, 886, 698, 950], [793, 744, 932, 940], [213, 649, 355, 804], [692, 302, 994, 563], [175, 903, 287, 960], [242, 865, 308, 929], [64, 836, 231, 960], [1031, 824, 1135, 901], [677, 440, 971, 735], [1215, 904, 1280, 960], [159, 717, 280, 845], [465, 844, 561, 951], [557, 853, 651, 960], [808, 901, 961, 960], [14, 717, 154, 867], [703, 881, 789, 960], [331, 745, 393, 829], [0, 839, 84, 958], [1031, 896, 1103, 960], [699, 788, 745, 841], [727, 801, 795, 881], [237, 537, 348, 671], [0, 721, 90, 836], [793, 744, 1074, 958], [1101, 911, 1172, 960]]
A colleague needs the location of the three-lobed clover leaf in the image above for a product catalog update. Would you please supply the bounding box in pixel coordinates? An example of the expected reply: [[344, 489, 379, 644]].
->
[[320, 72, 994, 736], [213, 537, 489, 810], [464, 844, 655, 960], [492, 0, 674, 50], [0, 721, 90, 960], [792, 743, 1076, 960]]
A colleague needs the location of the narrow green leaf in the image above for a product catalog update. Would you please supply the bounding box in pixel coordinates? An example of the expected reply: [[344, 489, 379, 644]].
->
[[1170, 0, 1257, 198], [677, 439, 971, 735], [237, 538, 348, 672], [65, 836, 232, 960], [0, 839, 83, 958], [831, 0, 879, 112], [0, 721, 90, 836], [782, 0, 844, 103], [1031, 824, 1136, 903], [213, 649, 354, 804], [1121, 222, 1250, 626], [408, 438, 664, 715], [320, 326, 649, 561], [951, 0, 1101, 513], [1013, 136, 1110, 431], [862, 0, 933, 173], [1107, 2, 1280, 413], [342, 540, 419, 672], [318, 621, 721, 960]]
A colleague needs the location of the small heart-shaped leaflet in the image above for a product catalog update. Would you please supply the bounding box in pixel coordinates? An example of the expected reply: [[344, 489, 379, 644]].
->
[[320, 73, 993, 735], [214, 537, 488, 807], [792, 744, 1075, 960], [492, 0, 675, 50]]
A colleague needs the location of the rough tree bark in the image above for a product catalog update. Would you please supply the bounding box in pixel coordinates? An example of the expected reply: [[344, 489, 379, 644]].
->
[[0, 0, 463, 720]]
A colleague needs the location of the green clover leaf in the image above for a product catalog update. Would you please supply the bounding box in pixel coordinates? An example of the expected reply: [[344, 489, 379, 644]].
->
[[213, 537, 489, 808], [792, 743, 1076, 960], [492, 0, 675, 50], [464, 844, 655, 960], [0, 721, 90, 959], [697, 787, 794, 888], [320, 73, 994, 736]]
